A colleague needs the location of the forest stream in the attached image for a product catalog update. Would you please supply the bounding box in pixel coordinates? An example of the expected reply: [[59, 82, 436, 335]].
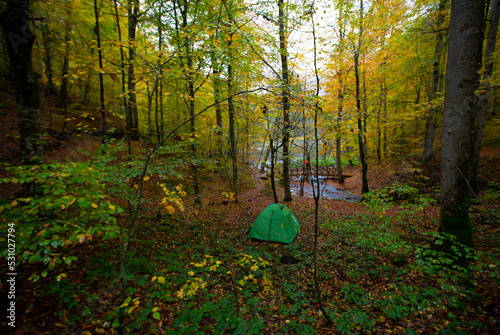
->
[[290, 176, 362, 203]]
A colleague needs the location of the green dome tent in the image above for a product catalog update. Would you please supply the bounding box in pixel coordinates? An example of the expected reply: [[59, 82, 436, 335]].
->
[[248, 204, 301, 244]]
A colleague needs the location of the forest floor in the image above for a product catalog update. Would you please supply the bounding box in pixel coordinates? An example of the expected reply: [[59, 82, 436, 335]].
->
[[4, 151, 500, 334], [1, 82, 500, 334]]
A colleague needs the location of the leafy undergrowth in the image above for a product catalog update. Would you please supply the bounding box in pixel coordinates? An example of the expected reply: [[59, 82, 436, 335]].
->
[[1, 141, 499, 334]]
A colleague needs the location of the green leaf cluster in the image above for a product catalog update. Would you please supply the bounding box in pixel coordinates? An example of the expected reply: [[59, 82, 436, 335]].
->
[[0, 141, 138, 282]]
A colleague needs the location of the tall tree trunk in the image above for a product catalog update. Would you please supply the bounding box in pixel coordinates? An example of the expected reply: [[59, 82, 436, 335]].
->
[[41, 20, 55, 95], [377, 82, 383, 163], [127, 0, 140, 141], [439, 0, 485, 248], [422, 0, 447, 164], [278, 0, 292, 201], [383, 99, 388, 157], [187, 50, 201, 205], [471, 0, 500, 191], [310, 9, 332, 324], [159, 27, 164, 144], [113, 0, 131, 156], [177, 0, 201, 204], [60, 1, 71, 133], [159, 61, 164, 143], [300, 106, 306, 196], [362, 66, 368, 164], [270, 138, 279, 203], [209, 1, 224, 158], [94, 0, 106, 142], [155, 20, 162, 143], [2, 0, 43, 195], [227, 2, 238, 199], [355, 0, 369, 194], [212, 58, 224, 156], [336, 5, 345, 184]]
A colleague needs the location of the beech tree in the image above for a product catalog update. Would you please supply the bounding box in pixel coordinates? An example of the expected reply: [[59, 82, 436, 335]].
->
[[330, 2, 345, 183], [354, 0, 369, 194], [94, 0, 106, 140], [113, 0, 132, 154], [278, 0, 293, 201], [1, 0, 43, 174], [439, 0, 485, 247], [471, 0, 500, 192], [421, 0, 448, 164], [127, 0, 140, 141]]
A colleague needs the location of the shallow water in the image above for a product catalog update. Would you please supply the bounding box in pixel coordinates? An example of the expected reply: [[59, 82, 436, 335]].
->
[[289, 177, 361, 203]]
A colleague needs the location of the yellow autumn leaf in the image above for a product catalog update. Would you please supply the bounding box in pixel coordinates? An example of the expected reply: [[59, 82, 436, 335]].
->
[[109, 204, 116, 210], [158, 276, 165, 284], [91, 203, 98, 209], [68, 198, 76, 205], [152, 307, 159, 312], [151, 276, 157, 282], [176, 290, 186, 299], [11, 200, 18, 207]]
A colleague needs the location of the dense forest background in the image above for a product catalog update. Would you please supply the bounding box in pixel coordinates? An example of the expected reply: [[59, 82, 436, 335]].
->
[[0, 0, 499, 334]]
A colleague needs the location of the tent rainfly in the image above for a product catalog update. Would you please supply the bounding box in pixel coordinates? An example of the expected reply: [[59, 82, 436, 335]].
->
[[248, 204, 301, 244]]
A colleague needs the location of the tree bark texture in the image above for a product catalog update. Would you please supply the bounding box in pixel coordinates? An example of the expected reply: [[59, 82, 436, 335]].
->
[[212, 59, 224, 156], [155, 21, 163, 143], [94, 0, 106, 141], [439, 0, 485, 247], [227, 4, 238, 199], [355, 0, 369, 194], [377, 80, 387, 164], [336, 70, 345, 183], [113, 0, 131, 155], [278, 0, 292, 201], [336, 5, 346, 183], [178, 0, 201, 205], [471, 0, 500, 191], [2, 0, 43, 168], [422, 0, 447, 164], [60, 1, 71, 133], [41, 22, 55, 95], [127, 0, 140, 141]]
